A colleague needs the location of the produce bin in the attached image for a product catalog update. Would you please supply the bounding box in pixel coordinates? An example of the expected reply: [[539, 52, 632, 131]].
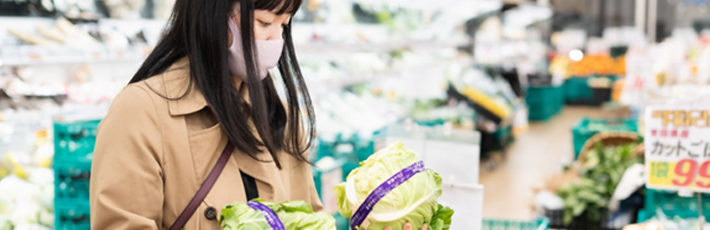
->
[[53, 119, 99, 230], [314, 131, 384, 181], [564, 76, 616, 106], [481, 125, 513, 159], [55, 200, 91, 230], [53, 119, 100, 162], [481, 218, 549, 230], [350, 132, 383, 162], [638, 189, 710, 222], [564, 77, 594, 105], [572, 117, 637, 159], [414, 119, 446, 127], [54, 160, 91, 200], [526, 85, 564, 121], [312, 157, 345, 215], [545, 209, 630, 230]]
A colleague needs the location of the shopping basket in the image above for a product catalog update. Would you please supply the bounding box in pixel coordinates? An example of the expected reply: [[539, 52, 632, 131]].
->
[[481, 218, 549, 230]]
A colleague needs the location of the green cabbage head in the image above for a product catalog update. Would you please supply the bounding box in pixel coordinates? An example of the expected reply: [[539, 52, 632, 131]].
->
[[220, 199, 336, 230], [334, 142, 454, 230]]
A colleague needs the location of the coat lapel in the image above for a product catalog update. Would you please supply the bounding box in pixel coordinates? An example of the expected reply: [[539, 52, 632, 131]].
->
[[162, 57, 283, 203], [232, 84, 284, 201], [232, 147, 283, 201]]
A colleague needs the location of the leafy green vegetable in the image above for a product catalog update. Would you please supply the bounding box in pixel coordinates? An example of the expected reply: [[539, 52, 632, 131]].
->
[[334, 142, 454, 230], [556, 142, 642, 226], [429, 205, 454, 230], [220, 199, 336, 230]]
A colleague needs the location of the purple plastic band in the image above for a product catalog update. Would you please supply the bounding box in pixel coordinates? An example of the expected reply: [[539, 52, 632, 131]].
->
[[247, 201, 285, 230], [349, 161, 427, 230]]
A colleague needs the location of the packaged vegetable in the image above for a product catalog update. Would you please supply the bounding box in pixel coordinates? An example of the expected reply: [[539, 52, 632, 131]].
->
[[220, 199, 336, 230], [334, 142, 454, 230]]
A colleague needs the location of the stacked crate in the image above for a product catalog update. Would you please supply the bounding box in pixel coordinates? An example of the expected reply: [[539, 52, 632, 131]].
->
[[53, 119, 100, 230], [637, 189, 710, 222], [526, 85, 564, 121]]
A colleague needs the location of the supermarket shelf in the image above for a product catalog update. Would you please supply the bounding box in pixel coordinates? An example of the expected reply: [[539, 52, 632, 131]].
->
[[349, 0, 502, 18], [0, 16, 164, 66], [502, 4, 554, 28], [292, 23, 469, 55], [0, 46, 149, 66], [0, 55, 145, 66], [307, 72, 390, 89], [296, 40, 462, 54]]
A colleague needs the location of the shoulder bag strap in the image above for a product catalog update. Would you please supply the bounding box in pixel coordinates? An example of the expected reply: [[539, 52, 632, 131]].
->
[[169, 142, 234, 230]]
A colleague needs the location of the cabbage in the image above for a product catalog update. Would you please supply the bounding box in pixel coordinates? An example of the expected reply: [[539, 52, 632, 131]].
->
[[220, 199, 336, 230], [334, 142, 454, 230]]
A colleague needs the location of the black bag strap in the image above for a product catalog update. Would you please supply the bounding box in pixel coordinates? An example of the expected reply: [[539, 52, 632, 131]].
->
[[240, 171, 259, 201], [170, 142, 234, 230]]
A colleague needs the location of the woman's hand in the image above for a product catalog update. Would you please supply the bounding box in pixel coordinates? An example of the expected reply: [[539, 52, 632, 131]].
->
[[383, 223, 428, 230]]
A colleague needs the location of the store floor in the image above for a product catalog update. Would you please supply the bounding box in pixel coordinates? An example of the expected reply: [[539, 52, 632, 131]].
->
[[479, 106, 618, 220]]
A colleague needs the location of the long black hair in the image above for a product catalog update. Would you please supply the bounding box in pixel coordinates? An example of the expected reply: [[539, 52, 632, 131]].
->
[[129, 0, 315, 169]]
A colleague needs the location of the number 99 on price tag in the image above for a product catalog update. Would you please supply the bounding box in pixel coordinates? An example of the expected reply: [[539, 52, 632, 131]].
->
[[648, 160, 710, 191]]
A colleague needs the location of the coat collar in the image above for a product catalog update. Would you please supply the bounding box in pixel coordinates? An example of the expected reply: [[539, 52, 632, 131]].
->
[[158, 57, 249, 116], [156, 58, 280, 199]]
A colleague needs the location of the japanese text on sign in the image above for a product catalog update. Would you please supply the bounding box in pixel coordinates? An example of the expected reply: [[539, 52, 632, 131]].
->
[[646, 106, 710, 192]]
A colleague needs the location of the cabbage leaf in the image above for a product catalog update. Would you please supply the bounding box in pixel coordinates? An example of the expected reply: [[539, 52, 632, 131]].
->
[[334, 142, 454, 230], [220, 199, 335, 230]]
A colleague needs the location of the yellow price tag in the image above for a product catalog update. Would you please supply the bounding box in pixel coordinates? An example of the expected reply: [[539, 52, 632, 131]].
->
[[648, 160, 710, 191]]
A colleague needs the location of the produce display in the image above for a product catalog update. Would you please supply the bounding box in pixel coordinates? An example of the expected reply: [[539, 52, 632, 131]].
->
[[0, 162, 54, 230], [220, 199, 336, 230], [634, 217, 710, 230], [334, 142, 454, 230], [568, 55, 626, 77], [555, 143, 642, 226]]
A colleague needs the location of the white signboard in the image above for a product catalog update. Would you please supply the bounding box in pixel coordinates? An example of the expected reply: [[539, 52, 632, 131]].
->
[[645, 105, 710, 192]]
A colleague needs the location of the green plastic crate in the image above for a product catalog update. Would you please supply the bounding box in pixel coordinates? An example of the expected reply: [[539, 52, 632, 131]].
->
[[572, 117, 637, 159], [482, 218, 549, 230], [314, 131, 384, 181], [564, 76, 618, 106], [414, 119, 446, 127], [312, 157, 345, 202], [54, 160, 92, 200], [638, 189, 710, 222], [314, 134, 345, 160], [55, 199, 90, 230], [53, 120, 100, 162], [564, 77, 595, 104], [494, 125, 514, 150], [350, 133, 382, 162], [526, 85, 564, 121], [334, 213, 349, 230]]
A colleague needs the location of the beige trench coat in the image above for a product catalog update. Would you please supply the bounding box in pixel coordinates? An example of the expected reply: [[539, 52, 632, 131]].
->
[[90, 58, 323, 229]]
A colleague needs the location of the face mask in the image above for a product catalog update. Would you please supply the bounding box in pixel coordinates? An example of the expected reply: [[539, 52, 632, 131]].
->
[[228, 19, 284, 81]]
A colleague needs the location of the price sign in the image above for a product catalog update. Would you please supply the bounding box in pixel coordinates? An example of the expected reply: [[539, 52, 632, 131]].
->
[[645, 105, 710, 192], [620, 56, 655, 106]]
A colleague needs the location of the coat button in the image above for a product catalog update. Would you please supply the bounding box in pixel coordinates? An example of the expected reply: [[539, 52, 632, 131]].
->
[[204, 206, 217, 220]]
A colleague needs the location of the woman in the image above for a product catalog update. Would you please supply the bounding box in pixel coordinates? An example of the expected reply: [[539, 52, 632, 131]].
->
[[90, 0, 424, 229]]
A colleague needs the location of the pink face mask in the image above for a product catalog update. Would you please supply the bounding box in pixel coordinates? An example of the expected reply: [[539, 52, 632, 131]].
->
[[228, 19, 284, 81]]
